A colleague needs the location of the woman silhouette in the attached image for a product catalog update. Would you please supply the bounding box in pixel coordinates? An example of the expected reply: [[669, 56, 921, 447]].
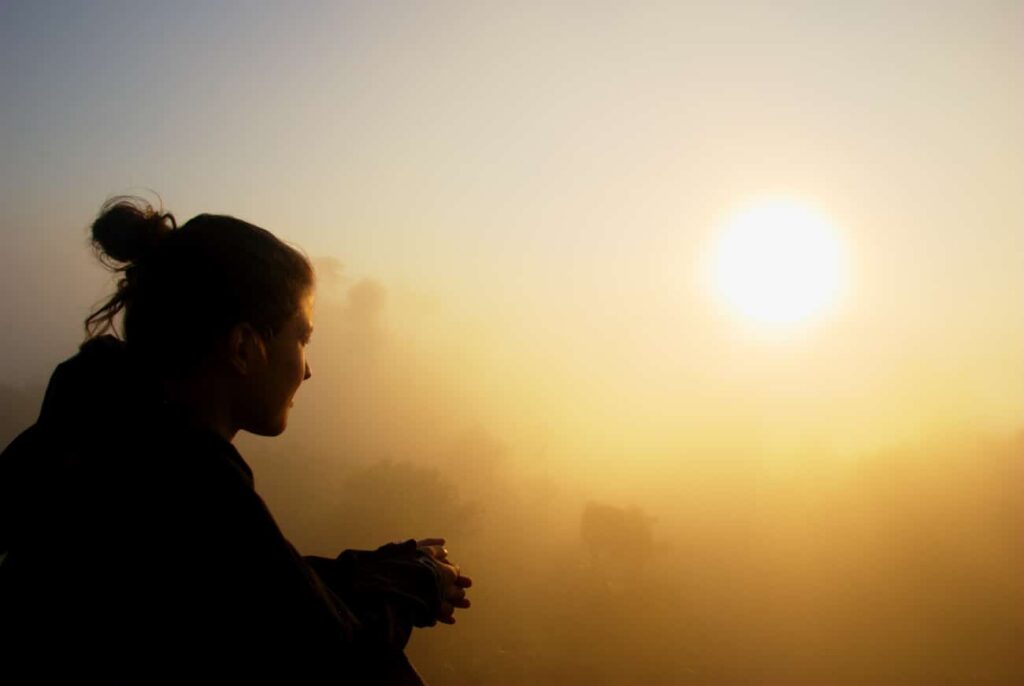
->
[[0, 197, 470, 683]]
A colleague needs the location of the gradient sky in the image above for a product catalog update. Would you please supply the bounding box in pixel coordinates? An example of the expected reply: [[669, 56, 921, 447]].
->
[[1, 1, 1021, 478]]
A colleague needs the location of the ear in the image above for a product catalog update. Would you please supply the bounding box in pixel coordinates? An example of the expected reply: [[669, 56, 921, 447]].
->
[[226, 322, 268, 375]]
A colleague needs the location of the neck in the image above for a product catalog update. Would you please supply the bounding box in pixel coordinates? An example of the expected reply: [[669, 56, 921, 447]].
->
[[163, 372, 239, 443]]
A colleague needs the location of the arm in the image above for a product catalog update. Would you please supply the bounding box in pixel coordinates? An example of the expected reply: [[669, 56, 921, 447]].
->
[[145, 445, 433, 680]]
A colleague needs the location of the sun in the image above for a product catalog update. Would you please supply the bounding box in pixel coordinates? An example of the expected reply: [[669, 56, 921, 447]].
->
[[711, 199, 846, 326]]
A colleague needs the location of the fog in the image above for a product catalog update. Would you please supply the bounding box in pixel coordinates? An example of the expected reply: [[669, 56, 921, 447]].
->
[[256, 269, 1024, 684], [5, 257, 1018, 684], [2, 3, 1022, 680]]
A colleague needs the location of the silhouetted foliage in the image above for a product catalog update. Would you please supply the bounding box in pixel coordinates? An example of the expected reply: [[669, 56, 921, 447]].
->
[[581, 501, 654, 587], [321, 460, 479, 550]]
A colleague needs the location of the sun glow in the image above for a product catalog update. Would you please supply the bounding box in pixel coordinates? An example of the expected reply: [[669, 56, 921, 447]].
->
[[711, 200, 846, 326]]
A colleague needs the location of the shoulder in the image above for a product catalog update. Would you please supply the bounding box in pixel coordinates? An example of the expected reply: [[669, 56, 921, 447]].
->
[[37, 336, 142, 433]]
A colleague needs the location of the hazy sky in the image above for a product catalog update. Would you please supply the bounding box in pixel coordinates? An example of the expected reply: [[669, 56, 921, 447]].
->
[[2, 0, 1021, 476]]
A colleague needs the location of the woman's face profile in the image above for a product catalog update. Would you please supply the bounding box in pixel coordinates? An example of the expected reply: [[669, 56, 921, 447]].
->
[[243, 290, 314, 436]]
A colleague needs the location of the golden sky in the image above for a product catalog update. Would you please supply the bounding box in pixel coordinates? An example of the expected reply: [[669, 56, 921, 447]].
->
[[0, 1, 1021, 487]]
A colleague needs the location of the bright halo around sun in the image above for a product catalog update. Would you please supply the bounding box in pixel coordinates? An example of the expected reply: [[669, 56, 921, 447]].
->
[[711, 199, 846, 326]]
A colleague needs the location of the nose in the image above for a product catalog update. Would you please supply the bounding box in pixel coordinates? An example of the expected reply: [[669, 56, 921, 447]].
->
[[304, 361, 312, 381]]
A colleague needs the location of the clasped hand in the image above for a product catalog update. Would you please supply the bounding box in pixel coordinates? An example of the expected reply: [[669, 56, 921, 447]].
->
[[416, 538, 472, 625]]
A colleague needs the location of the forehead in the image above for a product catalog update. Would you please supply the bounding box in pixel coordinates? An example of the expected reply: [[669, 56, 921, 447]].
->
[[295, 291, 315, 329]]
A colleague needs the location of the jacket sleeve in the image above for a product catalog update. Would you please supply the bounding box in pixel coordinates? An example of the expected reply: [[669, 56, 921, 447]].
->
[[143, 448, 433, 681]]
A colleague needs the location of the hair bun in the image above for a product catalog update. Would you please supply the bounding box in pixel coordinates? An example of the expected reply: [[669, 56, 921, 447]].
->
[[91, 196, 176, 266]]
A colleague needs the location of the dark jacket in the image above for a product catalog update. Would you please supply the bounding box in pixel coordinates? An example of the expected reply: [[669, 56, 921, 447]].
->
[[0, 336, 440, 683]]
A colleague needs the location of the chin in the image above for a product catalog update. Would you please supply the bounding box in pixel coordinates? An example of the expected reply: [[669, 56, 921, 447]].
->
[[248, 416, 288, 437]]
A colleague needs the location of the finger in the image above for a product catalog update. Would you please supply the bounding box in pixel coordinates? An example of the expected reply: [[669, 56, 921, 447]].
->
[[455, 575, 473, 589], [417, 538, 446, 547], [445, 586, 470, 611], [436, 562, 460, 586], [420, 545, 450, 563]]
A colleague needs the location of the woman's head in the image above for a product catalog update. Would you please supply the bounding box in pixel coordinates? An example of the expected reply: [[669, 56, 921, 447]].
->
[[86, 196, 315, 436]]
